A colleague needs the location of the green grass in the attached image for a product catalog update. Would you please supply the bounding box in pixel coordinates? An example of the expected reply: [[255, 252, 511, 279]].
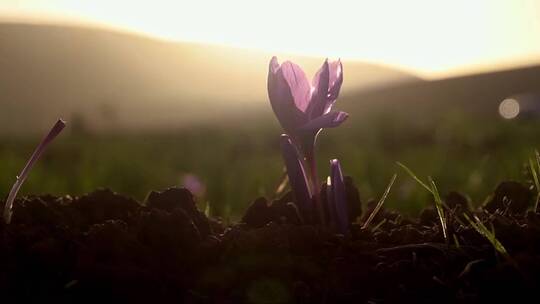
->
[[362, 173, 397, 229], [429, 177, 448, 241], [463, 213, 510, 260], [1, 111, 539, 219], [528, 150, 540, 211], [396, 162, 448, 241]]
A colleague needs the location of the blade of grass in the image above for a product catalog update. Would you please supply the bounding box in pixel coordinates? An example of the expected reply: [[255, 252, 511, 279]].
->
[[463, 213, 510, 260], [535, 150, 540, 174], [529, 157, 540, 192], [3, 119, 66, 224], [274, 169, 289, 196], [396, 162, 432, 193], [453, 234, 461, 248], [529, 156, 540, 211], [428, 177, 448, 241], [534, 150, 540, 211], [371, 218, 387, 233], [397, 162, 448, 242], [362, 173, 397, 229], [204, 201, 211, 217]]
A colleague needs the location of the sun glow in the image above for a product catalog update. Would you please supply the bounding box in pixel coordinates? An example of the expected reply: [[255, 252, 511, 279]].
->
[[2, 0, 540, 78]]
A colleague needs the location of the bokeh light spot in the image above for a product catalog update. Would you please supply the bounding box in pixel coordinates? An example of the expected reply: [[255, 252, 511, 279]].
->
[[499, 98, 520, 119]]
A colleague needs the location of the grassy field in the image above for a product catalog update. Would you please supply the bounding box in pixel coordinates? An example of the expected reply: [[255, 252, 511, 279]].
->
[[0, 110, 539, 219]]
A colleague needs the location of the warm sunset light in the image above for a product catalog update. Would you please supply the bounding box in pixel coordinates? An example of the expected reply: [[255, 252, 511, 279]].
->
[[2, 0, 540, 78], [3, 1, 540, 299]]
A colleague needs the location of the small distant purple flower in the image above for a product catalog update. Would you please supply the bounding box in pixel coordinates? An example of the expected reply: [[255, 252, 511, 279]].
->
[[182, 174, 206, 198], [267, 57, 348, 147]]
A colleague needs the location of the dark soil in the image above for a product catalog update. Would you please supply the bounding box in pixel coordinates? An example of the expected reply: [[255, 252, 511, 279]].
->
[[1, 181, 540, 303]]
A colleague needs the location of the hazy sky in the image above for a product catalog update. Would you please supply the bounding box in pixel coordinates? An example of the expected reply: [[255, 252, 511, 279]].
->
[[1, 0, 540, 77]]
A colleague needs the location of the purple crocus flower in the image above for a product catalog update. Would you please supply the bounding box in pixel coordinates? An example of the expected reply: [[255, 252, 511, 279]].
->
[[267, 56, 348, 150], [268, 57, 348, 224], [327, 159, 349, 235], [280, 134, 312, 222]]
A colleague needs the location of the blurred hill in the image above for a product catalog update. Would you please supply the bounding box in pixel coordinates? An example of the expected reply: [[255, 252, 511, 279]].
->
[[0, 22, 418, 135], [341, 64, 540, 124]]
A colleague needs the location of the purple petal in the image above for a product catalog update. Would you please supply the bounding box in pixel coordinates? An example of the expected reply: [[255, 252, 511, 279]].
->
[[280, 134, 312, 220], [280, 61, 311, 113], [311, 59, 329, 93], [330, 159, 349, 235], [268, 57, 306, 132], [299, 111, 349, 131], [269, 56, 280, 75], [328, 60, 343, 102], [307, 59, 330, 118]]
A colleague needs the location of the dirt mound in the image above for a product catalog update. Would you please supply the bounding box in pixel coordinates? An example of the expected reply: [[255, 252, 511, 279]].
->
[[1, 183, 539, 303]]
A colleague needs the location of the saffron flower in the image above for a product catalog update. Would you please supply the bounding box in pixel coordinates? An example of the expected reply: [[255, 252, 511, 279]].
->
[[268, 56, 348, 223], [267, 56, 348, 152]]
